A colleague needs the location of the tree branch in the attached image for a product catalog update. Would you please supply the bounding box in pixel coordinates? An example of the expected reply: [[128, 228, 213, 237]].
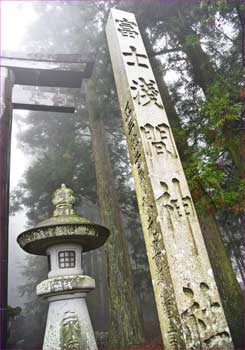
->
[[150, 47, 182, 57]]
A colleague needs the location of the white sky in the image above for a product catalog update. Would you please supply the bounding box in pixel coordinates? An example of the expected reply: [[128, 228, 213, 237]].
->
[[1, 1, 38, 187], [1, 0, 38, 51]]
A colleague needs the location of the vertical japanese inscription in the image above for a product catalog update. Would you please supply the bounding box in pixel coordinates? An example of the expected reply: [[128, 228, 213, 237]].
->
[[106, 9, 233, 350]]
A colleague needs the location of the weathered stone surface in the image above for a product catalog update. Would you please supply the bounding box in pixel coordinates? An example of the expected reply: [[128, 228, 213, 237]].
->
[[37, 275, 95, 297], [13, 85, 77, 113], [43, 297, 97, 350], [52, 184, 76, 215], [17, 223, 109, 255], [46, 243, 84, 279], [0, 54, 94, 88], [106, 9, 233, 350], [17, 184, 110, 255]]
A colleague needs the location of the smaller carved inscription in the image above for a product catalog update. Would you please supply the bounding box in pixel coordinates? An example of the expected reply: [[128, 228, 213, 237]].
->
[[61, 312, 82, 350], [130, 78, 163, 109], [123, 100, 182, 349], [124, 102, 143, 167], [123, 46, 149, 68], [125, 101, 135, 135], [150, 222, 181, 350], [115, 17, 139, 38]]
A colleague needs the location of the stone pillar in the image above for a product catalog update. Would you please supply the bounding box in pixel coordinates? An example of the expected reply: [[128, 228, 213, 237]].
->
[[0, 67, 14, 348], [106, 9, 233, 350]]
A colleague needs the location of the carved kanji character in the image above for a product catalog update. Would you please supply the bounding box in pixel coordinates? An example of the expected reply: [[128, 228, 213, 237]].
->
[[122, 46, 149, 68], [130, 78, 163, 108], [141, 123, 174, 157], [116, 18, 138, 38]]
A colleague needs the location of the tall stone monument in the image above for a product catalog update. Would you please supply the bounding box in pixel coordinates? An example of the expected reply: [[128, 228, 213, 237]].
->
[[106, 9, 233, 350], [17, 184, 110, 350]]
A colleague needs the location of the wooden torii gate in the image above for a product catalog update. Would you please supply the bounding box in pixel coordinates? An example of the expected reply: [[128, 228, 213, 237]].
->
[[0, 52, 94, 348]]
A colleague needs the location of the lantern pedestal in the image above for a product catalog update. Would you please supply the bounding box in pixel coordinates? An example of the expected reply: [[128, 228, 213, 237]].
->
[[37, 275, 96, 350]]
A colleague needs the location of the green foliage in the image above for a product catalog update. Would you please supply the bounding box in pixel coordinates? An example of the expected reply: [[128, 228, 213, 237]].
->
[[9, 0, 244, 346], [202, 80, 242, 128], [7, 305, 21, 319], [12, 111, 96, 225], [185, 34, 200, 47]]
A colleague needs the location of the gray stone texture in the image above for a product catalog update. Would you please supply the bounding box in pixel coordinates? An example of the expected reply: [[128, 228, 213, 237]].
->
[[106, 8, 234, 350]]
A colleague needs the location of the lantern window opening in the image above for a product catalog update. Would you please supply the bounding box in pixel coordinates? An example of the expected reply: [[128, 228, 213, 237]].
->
[[58, 250, 76, 268], [47, 254, 51, 272]]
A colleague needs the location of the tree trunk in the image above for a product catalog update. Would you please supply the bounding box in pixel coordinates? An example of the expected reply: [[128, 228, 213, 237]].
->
[[85, 249, 109, 331], [172, 11, 244, 178], [84, 79, 144, 347], [217, 211, 244, 282], [225, 227, 244, 281], [197, 203, 244, 348], [233, 0, 244, 32], [140, 33, 244, 348], [0, 68, 14, 348]]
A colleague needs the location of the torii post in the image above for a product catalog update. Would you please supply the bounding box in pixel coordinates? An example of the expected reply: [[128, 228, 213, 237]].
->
[[106, 9, 233, 350], [0, 52, 93, 348]]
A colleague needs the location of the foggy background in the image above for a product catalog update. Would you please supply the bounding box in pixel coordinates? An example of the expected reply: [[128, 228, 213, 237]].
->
[[2, 1, 243, 348]]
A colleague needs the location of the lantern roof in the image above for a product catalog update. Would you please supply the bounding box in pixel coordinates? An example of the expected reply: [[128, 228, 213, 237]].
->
[[17, 184, 110, 255]]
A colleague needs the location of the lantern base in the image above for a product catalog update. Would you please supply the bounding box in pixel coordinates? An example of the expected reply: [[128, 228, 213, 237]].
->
[[42, 292, 97, 350]]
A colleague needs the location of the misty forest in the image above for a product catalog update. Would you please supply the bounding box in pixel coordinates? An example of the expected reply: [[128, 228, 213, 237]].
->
[[3, 0, 244, 349]]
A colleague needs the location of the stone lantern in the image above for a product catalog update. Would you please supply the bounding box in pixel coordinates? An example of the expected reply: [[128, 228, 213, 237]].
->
[[17, 184, 110, 350]]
